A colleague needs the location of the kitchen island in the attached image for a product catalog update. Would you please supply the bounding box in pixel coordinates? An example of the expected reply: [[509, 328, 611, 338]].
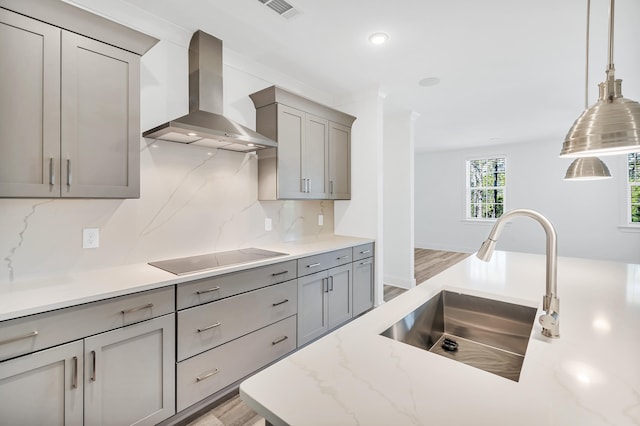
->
[[240, 251, 640, 425]]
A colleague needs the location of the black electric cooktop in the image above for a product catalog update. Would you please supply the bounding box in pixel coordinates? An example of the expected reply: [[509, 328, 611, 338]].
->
[[148, 248, 288, 275]]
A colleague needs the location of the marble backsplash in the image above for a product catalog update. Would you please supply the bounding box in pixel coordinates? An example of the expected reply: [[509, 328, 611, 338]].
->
[[0, 140, 334, 284]]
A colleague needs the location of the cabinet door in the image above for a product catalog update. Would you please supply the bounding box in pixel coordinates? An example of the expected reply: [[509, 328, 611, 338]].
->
[[328, 121, 351, 199], [297, 270, 329, 345], [84, 314, 175, 426], [303, 114, 329, 198], [327, 263, 353, 329], [353, 258, 374, 316], [0, 9, 61, 197], [0, 340, 83, 426], [61, 31, 140, 198], [276, 104, 305, 199]]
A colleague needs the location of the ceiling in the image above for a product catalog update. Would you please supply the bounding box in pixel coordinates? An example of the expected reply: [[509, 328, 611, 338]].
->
[[81, 0, 640, 152]]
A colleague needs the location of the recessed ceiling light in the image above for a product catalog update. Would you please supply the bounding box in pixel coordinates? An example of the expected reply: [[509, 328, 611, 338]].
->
[[418, 77, 440, 87], [187, 132, 198, 137], [368, 32, 389, 45], [247, 143, 255, 147]]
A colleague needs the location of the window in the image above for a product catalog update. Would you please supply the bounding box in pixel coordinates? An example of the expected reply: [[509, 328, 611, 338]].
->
[[629, 152, 640, 224], [466, 157, 506, 220]]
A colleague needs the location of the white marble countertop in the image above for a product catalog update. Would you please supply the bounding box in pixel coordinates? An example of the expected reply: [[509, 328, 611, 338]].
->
[[0, 235, 372, 322], [240, 251, 640, 426]]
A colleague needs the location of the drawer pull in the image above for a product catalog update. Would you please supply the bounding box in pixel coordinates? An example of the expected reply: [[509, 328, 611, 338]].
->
[[196, 286, 221, 295], [272, 299, 289, 307], [121, 303, 153, 315], [360, 250, 371, 254], [271, 270, 289, 277], [0, 330, 38, 346], [49, 158, 55, 186], [196, 368, 220, 382], [197, 322, 222, 332], [307, 262, 321, 268], [360, 260, 373, 265], [72, 356, 78, 389], [90, 350, 97, 382], [272, 336, 289, 345], [337, 255, 350, 260]]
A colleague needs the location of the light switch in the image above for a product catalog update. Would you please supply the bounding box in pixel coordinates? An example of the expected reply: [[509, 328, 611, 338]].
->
[[83, 228, 99, 249], [318, 214, 324, 226], [265, 218, 273, 231]]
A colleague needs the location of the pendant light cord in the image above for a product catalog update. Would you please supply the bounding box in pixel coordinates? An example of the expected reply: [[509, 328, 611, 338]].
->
[[607, 0, 615, 70], [585, 0, 591, 108]]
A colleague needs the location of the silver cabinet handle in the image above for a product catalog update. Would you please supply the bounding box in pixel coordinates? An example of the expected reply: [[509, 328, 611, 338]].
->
[[0, 330, 38, 346], [197, 322, 222, 332], [272, 299, 289, 307], [307, 262, 321, 268], [66, 159, 72, 186], [196, 286, 221, 295], [72, 356, 78, 389], [360, 250, 371, 254], [300, 178, 306, 192], [120, 303, 153, 315], [330, 180, 334, 194], [360, 260, 373, 265], [329, 276, 334, 291], [337, 255, 350, 260], [271, 270, 289, 277], [196, 368, 220, 382], [323, 278, 329, 293], [306, 179, 310, 193], [272, 336, 288, 345], [90, 350, 97, 382], [49, 158, 55, 185]]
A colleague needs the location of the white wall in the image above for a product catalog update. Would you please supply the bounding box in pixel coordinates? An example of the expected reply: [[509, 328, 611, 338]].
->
[[383, 112, 417, 289], [415, 139, 640, 264]]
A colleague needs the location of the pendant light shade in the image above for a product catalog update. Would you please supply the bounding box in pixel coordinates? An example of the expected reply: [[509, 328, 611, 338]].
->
[[564, 157, 612, 180], [560, 0, 640, 158]]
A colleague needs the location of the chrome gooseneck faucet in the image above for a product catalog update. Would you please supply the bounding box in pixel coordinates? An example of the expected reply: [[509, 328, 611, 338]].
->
[[476, 209, 560, 338]]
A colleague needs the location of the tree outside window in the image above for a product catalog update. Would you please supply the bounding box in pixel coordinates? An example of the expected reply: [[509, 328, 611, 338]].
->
[[467, 157, 506, 220], [629, 153, 640, 224]]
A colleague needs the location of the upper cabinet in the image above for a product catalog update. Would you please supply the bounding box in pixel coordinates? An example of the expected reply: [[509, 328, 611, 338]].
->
[[0, 1, 158, 198], [250, 86, 356, 200]]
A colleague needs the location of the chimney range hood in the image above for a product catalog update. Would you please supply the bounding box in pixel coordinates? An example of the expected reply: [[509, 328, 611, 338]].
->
[[143, 31, 277, 152]]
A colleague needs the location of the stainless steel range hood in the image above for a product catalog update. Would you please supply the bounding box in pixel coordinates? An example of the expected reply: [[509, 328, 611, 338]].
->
[[142, 31, 277, 152]]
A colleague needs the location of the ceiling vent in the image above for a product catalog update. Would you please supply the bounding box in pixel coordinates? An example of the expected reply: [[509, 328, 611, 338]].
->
[[258, 0, 299, 19]]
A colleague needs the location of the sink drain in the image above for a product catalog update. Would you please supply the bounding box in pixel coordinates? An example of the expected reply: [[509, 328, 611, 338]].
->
[[441, 337, 458, 352]]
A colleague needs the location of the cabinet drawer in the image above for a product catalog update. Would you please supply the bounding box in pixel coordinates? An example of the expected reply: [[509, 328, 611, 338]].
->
[[176, 316, 296, 411], [0, 287, 174, 362], [297, 248, 352, 277], [352, 243, 374, 261], [177, 279, 297, 361], [176, 260, 297, 310]]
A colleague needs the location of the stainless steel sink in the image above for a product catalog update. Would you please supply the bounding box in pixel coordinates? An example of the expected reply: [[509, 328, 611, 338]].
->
[[380, 290, 537, 381]]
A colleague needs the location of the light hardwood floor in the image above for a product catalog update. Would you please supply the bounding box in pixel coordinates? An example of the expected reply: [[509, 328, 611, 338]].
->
[[187, 248, 470, 426]]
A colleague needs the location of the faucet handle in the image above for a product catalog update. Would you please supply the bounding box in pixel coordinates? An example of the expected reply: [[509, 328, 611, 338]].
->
[[539, 311, 560, 338]]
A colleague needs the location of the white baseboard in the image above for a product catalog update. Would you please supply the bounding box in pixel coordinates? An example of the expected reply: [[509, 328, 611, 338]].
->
[[383, 274, 415, 289]]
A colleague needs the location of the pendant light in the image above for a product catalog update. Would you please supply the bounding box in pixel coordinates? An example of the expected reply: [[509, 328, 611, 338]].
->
[[564, 0, 611, 180], [560, 0, 640, 158]]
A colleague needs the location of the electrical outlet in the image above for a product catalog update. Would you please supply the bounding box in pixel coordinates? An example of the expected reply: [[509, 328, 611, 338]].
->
[[83, 228, 100, 249], [318, 214, 324, 226], [265, 218, 273, 231]]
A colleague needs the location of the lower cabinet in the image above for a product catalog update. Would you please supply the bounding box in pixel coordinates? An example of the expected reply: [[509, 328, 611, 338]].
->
[[84, 313, 175, 426], [0, 340, 84, 426], [0, 313, 175, 426], [352, 258, 374, 317], [176, 316, 296, 411], [297, 263, 353, 346]]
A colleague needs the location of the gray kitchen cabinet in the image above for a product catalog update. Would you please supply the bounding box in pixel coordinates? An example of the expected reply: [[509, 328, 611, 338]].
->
[[0, 3, 157, 198], [84, 313, 175, 426], [0, 340, 84, 426], [175, 259, 298, 411], [250, 86, 356, 200], [328, 121, 351, 199], [297, 263, 353, 346], [352, 243, 375, 316], [0, 287, 175, 425]]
